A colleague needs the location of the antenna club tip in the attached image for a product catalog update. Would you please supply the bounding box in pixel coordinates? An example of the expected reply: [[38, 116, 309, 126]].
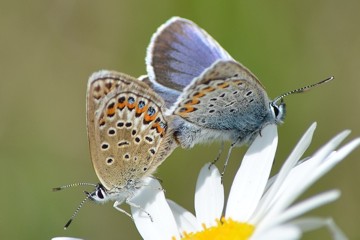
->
[[327, 76, 335, 82], [52, 187, 62, 191], [64, 219, 73, 229]]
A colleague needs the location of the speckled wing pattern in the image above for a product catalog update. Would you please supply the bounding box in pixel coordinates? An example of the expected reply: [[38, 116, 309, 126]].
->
[[173, 60, 270, 131], [87, 71, 176, 190]]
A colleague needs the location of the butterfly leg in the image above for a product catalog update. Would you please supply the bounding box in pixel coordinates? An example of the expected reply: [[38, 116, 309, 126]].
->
[[113, 200, 133, 220], [220, 141, 237, 180], [125, 199, 154, 222], [209, 141, 225, 170]]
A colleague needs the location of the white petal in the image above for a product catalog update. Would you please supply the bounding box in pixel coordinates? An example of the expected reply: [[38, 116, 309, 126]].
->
[[52, 238, 83, 240], [254, 131, 355, 230], [260, 190, 340, 230], [226, 124, 278, 221], [300, 130, 351, 170], [195, 163, 224, 227], [290, 217, 347, 240], [315, 138, 360, 179], [251, 225, 302, 240], [167, 199, 202, 233], [283, 139, 360, 214], [131, 178, 179, 240], [251, 123, 316, 222]]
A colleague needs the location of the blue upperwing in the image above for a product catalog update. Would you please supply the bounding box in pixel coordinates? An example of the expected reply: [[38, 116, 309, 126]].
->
[[146, 17, 234, 106]]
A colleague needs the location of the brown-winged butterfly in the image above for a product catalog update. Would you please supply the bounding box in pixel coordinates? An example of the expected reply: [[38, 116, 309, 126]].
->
[[54, 70, 177, 228]]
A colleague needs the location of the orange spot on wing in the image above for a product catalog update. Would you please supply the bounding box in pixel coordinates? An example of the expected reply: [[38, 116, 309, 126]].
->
[[180, 106, 197, 113], [144, 112, 158, 122], [118, 102, 126, 110], [184, 98, 200, 105], [192, 86, 215, 99], [127, 102, 135, 110], [217, 82, 230, 88], [202, 86, 215, 92], [136, 105, 147, 115], [233, 80, 244, 85], [152, 122, 165, 136], [193, 91, 205, 98], [177, 106, 197, 117], [107, 108, 116, 116], [186, 106, 197, 113], [107, 103, 116, 117]]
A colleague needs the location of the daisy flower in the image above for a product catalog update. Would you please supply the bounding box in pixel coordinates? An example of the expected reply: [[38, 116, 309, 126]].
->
[[132, 123, 360, 240]]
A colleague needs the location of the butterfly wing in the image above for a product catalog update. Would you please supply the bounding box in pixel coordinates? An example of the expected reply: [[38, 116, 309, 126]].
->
[[140, 75, 181, 109], [173, 60, 271, 132], [146, 17, 234, 104], [87, 71, 176, 190]]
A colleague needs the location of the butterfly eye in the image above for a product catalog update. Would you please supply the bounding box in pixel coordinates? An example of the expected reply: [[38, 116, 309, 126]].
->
[[89, 185, 107, 201], [270, 101, 286, 123], [96, 189, 104, 199], [273, 105, 279, 117]]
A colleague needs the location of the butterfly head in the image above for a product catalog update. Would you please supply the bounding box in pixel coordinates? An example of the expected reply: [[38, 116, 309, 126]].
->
[[270, 98, 286, 124], [86, 184, 110, 204], [87, 182, 135, 204]]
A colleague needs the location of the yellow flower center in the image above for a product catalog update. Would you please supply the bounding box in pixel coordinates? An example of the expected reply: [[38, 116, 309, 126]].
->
[[179, 217, 254, 240]]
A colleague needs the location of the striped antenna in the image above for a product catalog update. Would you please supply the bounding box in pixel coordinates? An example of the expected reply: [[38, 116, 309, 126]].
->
[[53, 182, 97, 191], [64, 193, 91, 229], [273, 76, 334, 104], [53, 182, 98, 229]]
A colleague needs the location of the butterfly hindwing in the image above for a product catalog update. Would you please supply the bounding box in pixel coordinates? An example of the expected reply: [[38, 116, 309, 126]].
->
[[87, 71, 176, 190], [173, 60, 270, 132]]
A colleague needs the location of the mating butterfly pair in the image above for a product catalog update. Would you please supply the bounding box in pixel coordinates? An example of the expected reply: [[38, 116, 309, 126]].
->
[[55, 17, 332, 228]]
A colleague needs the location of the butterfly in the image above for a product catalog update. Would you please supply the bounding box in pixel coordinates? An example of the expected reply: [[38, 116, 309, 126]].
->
[[143, 17, 333, 175], [54, 70, 177, 228]]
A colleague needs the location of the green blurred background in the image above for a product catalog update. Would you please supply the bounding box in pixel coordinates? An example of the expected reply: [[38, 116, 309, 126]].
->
[[1, 0, 359, 239]]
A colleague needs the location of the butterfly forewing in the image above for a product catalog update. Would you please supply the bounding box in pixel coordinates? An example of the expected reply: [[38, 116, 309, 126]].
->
[[87, 71, 175, 190], [146, 17, 234, 96], [140, 76, 181, 109]]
